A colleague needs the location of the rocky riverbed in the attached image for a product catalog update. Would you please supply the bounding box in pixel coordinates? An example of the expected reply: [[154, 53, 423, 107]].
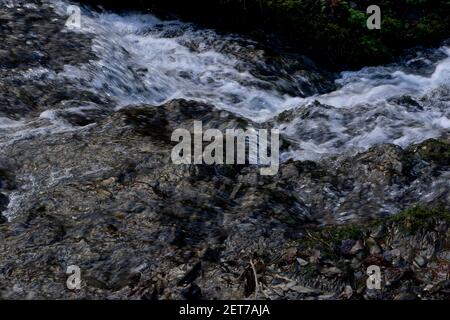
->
[[0, 0, 449, 299]]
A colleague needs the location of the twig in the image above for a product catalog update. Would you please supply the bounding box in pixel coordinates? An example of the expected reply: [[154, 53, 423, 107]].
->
[[250, 259, 259, 299]]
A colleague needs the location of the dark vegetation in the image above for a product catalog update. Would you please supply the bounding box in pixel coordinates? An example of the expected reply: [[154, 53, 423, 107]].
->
[[77, 0, 450, 70]]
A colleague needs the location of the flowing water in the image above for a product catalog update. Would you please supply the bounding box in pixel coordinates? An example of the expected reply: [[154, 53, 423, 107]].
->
[[1, 1, 450, 298], [280, 48, 450, 160], [2, 0, 450, 162]]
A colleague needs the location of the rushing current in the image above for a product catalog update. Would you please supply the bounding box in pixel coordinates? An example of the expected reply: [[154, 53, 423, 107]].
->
[[1, 0, 450, 162]]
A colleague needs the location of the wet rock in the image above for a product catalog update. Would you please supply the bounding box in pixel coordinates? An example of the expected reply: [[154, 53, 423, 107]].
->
[[296, 257, 309, 267], [0, 193, 8, 215], [55, 102, 112, 127], [437, 251, 450, 262], [341, 239, 364, 256], [0, 0, 94, 72], [0, 0, 103, 121], [413, 255, 427, 268], [425, 280, 450, 294], [340, 239, 356, 256], [349, 241, 365, 255], [0, 169, 15, 191], [367, 238, 382, 255], [409, 139, 450, 167], [0, 168, 13, 222], [338, 286, 353, 300], [177, 262, 202, 287], [0, 93, 449, 299], [0, 213, 7, 224]]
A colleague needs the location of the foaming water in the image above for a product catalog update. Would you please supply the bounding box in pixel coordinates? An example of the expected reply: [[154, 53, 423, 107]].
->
[[0, 0, 449, 223], [280, 47, 450, 160], [10, 0, 450, 162], [315, 47, 450, 108], [52, 1, 305, 121]]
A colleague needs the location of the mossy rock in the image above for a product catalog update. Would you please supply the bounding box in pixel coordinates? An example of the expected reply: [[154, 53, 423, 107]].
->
[[297, 204, 450, 258], [120, 107, 171, 141], [410, 139, 450, 166], [298, 223, 366, 259], [388, 205, 450, 233]]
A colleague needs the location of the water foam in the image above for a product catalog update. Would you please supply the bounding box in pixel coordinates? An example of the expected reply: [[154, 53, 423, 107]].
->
[[279, 47, 450, 160], [51, 1, 305, 121], [47, 0, 450, 161], [315, 47, 450, 108]]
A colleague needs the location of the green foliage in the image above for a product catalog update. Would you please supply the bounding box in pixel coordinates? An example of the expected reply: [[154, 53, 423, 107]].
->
[[81, 0, 450, 69], [389, 206, 450, 233], [298, 223, 365, 259], [322, 224, 365, 242], [297, 205, 450, 258], [222, 0, 450, 69]]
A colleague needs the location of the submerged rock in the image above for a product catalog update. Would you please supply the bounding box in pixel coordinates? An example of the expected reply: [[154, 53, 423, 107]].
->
[[0, 0, 105, 121]]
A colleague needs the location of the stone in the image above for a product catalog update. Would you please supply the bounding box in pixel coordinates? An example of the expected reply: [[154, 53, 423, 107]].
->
[[367, 238, 382, 255], [296, 257, 309, 267], [413, 255, 427, 268], [437, 251, 450, 262], [349, 241, 365, 255]]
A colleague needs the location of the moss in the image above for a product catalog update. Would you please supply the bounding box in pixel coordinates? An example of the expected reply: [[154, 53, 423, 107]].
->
[[298, 223, 366, 259], [323, 224, 365, 242], [291, 204, 450, 267], [121, 107, 171, 141], [413, 139, 450, 166], [388, 205, 450, 233], [235, 117, 250, 129], [275, 110, 292, 123], [17, 89, 36, 108]]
